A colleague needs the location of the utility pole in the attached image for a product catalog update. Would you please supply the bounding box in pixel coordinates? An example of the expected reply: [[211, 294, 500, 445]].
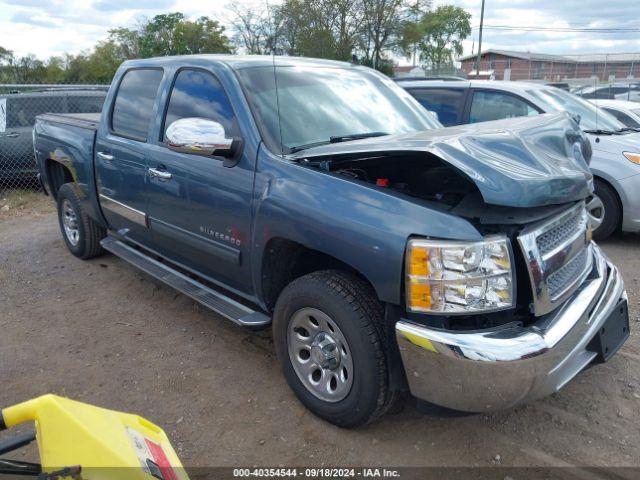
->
[[475, 0, 485, 78]]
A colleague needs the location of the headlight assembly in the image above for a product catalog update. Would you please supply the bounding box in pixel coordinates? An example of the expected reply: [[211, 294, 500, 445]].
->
[[405, 236, 514, 314]]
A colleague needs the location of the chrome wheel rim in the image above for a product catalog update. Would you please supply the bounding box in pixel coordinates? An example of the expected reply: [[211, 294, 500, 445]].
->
[[61, 199, 80, 246], [586, 194, 605, 232], [287, 307, 353, 402]]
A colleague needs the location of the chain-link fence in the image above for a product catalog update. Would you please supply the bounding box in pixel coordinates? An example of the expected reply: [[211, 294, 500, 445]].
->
[[0, 84, 109, 196]]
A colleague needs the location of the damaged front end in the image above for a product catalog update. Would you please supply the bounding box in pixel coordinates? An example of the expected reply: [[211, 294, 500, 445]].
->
[[293, 112, 628, 412]]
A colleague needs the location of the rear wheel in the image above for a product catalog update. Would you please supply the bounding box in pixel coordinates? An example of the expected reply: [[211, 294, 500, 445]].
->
[[589, 180, 620, 241], [57, 183, 106, 259], [273, 270, 395, 427]]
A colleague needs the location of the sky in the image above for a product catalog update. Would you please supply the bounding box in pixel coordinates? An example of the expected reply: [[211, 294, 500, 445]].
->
[[0, 0, 638, 61]]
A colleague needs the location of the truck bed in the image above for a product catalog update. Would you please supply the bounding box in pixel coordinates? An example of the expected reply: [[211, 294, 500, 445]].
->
[[36, 112, 101, 130]]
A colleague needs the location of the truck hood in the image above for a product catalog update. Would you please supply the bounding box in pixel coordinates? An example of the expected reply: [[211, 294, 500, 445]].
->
[[291, 112, 593, 208]]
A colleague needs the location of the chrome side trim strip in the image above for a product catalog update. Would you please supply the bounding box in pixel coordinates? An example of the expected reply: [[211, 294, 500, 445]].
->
[[99, 194, 147, 227]]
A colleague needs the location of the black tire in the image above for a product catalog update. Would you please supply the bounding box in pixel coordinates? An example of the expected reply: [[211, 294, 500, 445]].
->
[[273, 270, 395, 428], [57, 183, 106, 259], [592, 179, 620, 241]]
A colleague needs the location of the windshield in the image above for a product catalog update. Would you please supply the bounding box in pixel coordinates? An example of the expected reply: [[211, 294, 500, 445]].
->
[[236, 65, 439, 154], [527, 88, 624, 132]]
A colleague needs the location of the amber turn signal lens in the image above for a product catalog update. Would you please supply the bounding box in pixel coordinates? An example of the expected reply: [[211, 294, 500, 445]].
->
[[623, 151, 640, 165], [407, 281, 432, 310], [408, 246, 429, 276]]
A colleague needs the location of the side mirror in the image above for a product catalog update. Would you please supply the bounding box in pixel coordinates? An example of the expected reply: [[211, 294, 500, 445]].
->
[[166, 117, 242, 166]]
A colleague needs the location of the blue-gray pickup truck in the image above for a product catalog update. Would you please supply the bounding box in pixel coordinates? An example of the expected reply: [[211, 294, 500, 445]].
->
[[33, 55, 629, 427]]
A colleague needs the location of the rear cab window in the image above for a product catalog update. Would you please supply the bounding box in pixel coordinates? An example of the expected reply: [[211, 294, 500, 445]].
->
[[469, 90, 539, 123], [111, 69, 164, 141], [406, 88, 466, 126]]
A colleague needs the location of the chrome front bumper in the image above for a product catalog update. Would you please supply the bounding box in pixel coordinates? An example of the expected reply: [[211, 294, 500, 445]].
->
[[395, 243, 627, 412]]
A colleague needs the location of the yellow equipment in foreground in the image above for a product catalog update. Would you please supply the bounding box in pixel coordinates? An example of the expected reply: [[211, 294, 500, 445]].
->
[[0, 394, 189, 480]]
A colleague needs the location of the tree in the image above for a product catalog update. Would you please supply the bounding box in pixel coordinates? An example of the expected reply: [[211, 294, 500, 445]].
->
[[0, 46, 13, 65], [269, 0, 362, 60], [359, 0, 406, 70], [399, 0, 432, 65], [227, 2, 283, 54], [401, 5, 470, 72], [108, 27, 141, 59], [138, 13, 233, 57]]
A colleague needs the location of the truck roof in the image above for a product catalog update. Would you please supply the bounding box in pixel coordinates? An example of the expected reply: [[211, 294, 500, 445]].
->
[[121, 54, 360, 71]]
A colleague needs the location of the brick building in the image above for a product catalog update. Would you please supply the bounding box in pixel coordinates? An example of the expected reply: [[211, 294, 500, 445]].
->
[[458, 49, 640, 82]]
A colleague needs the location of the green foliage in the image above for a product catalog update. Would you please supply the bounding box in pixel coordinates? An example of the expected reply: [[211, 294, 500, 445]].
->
[[0, 4, 470, 83], [229, 0, 421, 72], [273, 0, 362, 61], [0, 12, 233, 84], [400, 5, 471, 71]]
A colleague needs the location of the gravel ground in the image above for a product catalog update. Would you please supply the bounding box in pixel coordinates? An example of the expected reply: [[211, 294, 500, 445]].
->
[[0, 197, 639, 471]]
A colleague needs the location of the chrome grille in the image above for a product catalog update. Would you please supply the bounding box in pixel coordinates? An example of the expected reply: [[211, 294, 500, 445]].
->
[[518, 203, 593, 316], [547, 247, 590, 300], [536, 209, 587, 257]]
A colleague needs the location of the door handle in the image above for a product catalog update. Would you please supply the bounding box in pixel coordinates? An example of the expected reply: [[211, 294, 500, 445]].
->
[[148, 168, 172, 181], [5, 132, 20, 138], [97, 151, 114, 162]]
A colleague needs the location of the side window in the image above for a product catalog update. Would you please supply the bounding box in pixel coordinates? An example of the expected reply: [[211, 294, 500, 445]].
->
[[163, 69, 239, 141], [603, 108, 640, 128], [111, 69, 163, 141], [469, 90, 539, 123], [408, 88, 465, 126]]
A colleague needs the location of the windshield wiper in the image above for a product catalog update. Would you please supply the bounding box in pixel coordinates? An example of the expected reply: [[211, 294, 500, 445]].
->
[[583, 129, 624, 135], [329, 131, 388, 143], [616, 127, 640, 133], [288, 132, 389, 154]]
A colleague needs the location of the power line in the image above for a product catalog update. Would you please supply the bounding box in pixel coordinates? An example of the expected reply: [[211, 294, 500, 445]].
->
[[471, 25, 640, 33]]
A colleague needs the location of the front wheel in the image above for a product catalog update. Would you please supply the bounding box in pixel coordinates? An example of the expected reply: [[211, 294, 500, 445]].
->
[[273, 270, 395, 428]]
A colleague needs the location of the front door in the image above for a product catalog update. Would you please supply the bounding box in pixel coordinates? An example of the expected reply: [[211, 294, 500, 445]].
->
[[95, 68, 164, 245], [145, 68, 255, 294]]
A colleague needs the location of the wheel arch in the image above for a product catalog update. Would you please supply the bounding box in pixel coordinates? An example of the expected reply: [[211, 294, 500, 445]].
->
[[259, 237, 380, 313], [44, 159, 74, 199]]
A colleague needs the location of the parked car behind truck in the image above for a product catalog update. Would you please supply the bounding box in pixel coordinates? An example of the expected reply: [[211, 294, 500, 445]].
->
[[34, 56, 629, 427], [402, 80, 640, 240], [0, 89, 106, 188]]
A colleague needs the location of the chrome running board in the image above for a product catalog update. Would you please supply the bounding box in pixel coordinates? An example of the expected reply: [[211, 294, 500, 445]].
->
[[101, 236, 270, 327]]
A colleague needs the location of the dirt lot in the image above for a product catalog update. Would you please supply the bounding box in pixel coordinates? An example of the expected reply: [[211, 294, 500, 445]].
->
[[1, 195, 639, 471]]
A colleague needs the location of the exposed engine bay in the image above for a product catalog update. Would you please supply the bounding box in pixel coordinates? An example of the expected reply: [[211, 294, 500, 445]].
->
[[302, 152, 574, 227], [303, 152, 477, 207]]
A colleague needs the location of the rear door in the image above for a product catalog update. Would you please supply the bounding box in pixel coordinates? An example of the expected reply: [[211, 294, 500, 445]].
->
[[464, 89, 542, 124], [144, 67, 255, 294], [95, 68, 163, 244]]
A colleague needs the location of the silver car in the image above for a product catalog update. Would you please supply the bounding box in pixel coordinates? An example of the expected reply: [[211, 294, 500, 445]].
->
[[401, 80, 640, 240], [590, 99, 640, 128]]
